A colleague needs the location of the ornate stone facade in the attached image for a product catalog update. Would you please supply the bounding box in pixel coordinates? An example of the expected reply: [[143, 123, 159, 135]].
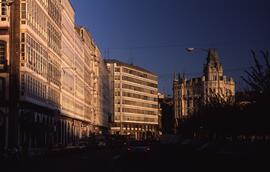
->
[[173, 49, 235, 129]]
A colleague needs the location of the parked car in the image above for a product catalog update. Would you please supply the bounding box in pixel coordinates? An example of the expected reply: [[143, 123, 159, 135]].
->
[[95, 135, 107, 148], [126, 141, 151, 153]]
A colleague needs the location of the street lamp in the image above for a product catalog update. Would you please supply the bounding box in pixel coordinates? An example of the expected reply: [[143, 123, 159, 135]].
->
[[186, 48, 208, 53]]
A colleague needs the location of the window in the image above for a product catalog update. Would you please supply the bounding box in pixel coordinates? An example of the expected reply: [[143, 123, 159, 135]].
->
[[1, 1, 7, 21], [21, 3, 26, 20], [0, 41, 6, 70], [115, 75, 120, 80], [122, 75, 157, 88], [122, 67, 157, 80]]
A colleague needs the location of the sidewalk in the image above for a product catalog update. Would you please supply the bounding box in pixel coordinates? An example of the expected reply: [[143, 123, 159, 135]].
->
[[1, 145, 87, 162]]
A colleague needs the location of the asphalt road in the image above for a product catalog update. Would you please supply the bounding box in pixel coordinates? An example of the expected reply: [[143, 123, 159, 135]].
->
[[2, 148, 118, 172], [2, 144, 269, 172]]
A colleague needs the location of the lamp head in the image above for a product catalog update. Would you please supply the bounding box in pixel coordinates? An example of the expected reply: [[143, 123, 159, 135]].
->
[[186, 48, 195, 52]]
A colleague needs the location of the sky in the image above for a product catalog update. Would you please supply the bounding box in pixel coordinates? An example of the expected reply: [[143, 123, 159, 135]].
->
[[71, 0, 270, 95]]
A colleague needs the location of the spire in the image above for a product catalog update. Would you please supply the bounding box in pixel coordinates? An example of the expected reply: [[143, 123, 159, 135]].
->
[[204, 48, 223, 77], [207, 48, 219, 64], [178, 73, 181, 82], [173, 72, 177, 81], [177, 73, 186, 83]]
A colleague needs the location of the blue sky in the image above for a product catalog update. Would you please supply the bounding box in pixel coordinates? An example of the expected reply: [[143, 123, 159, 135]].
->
[[71, 0, 270, 94]]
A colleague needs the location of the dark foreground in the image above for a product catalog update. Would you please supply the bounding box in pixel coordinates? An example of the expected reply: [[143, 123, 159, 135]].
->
[[1, 143, 269, 172]]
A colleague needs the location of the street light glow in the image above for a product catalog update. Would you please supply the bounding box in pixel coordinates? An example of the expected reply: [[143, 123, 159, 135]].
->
[[186, 48, 195, 52]]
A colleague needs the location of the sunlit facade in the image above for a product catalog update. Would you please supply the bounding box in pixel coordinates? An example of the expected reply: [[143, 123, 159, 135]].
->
[[105, 59, 159, 140], [0, 0, 111, 150]]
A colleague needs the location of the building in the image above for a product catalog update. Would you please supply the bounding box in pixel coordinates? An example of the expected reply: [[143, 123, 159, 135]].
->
[[105, 59, 159, 140], [76, 26, 112, 134], [158, 94, 174, 135], [0, 0, 111, 150], [96, 52, 112, 133], [173, 49, 235, 130], [157, 93, 163, 136]]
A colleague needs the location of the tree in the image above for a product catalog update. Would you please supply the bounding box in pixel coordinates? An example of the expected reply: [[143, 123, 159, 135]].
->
[[179, 50, 270, 141], [241, 50, 270, 137], [242, 50, 270, 96], [178, 93, 239, 140]]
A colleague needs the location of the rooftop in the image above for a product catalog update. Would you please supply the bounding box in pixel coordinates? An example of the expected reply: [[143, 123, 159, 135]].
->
[[104, 59, 157, 76]]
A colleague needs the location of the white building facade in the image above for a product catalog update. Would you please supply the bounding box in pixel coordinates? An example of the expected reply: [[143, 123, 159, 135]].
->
[[0, 0, 111, 150], [105, 59, 159, 140]]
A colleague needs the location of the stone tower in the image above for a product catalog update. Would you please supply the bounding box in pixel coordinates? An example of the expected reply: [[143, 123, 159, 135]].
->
[[173, 48, 235, 133], [204, 48, 223, 82]]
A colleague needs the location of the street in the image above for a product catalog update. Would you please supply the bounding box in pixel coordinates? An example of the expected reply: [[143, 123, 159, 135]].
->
[[3, 148, 117, 172], [2, 143, 269, 172]]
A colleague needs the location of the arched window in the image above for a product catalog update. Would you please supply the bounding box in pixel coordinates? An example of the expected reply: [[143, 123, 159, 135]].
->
[[0, 40, 7, 71]]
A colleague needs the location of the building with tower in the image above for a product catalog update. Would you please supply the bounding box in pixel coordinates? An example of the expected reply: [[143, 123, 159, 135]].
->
[[173, 49, 235, 130]]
